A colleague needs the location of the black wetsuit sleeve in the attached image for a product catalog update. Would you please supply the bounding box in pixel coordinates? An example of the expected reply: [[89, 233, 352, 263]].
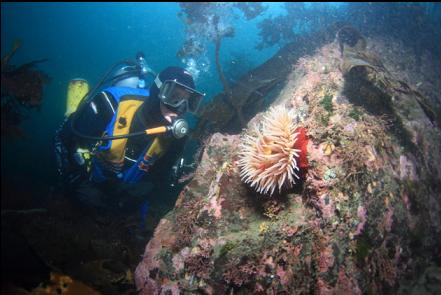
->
[[71, 91, 116, 146], [54, 91, 116, 182]]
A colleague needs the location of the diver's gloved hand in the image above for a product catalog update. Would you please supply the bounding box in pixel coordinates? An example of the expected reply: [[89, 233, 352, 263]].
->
[[54, 118, 89, 190], [169, 165, 179, 188], [65, 147, 89, 181], [169, 157, 196, 187], [56, 149, 89, 193]]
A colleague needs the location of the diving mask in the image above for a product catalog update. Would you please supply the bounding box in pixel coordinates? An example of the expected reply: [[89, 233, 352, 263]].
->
[[155, 77, 204, 114]]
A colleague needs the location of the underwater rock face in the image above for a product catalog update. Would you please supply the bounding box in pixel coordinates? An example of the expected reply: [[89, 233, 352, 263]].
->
[[135, 39, 441, 294]]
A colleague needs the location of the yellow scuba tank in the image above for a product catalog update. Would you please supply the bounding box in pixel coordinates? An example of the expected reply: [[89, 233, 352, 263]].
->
[[65, 78, 89, 117]]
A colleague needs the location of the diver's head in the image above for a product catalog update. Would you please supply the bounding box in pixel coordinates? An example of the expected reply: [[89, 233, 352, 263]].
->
[[150, 66, 204, 115], [112, 65, 140, 88]]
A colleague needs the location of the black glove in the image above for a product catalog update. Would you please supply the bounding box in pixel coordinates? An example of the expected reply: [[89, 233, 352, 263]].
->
[[169, 157, 196, 187], [54, 118, 88, 190]]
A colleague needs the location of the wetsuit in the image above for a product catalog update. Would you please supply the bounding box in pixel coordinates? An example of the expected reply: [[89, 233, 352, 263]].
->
[[54, 88, 186, 210]]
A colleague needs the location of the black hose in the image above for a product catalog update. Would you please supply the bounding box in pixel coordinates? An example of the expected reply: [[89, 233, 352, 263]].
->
[[77, 59, 135, 108], [70, 60, 144, 141], [70, 129, 150, 141]]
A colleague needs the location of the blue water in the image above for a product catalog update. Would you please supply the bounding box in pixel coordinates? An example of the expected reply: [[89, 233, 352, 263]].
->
[[2, 2, 440, 194], [0, 3, 277, 189]]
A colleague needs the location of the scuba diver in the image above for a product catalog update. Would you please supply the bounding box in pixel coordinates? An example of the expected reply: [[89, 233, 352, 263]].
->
[[54, 52, 204, 213]]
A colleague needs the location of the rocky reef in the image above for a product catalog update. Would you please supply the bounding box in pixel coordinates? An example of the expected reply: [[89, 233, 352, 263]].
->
[[135, 35, 441, 294], [2, 30, 440, 295]]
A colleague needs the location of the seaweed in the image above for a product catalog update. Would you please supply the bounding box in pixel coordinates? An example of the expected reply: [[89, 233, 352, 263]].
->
[[348, 107, 362, 121], [320, 93, 335, 113], [355, 232, 372, 266]]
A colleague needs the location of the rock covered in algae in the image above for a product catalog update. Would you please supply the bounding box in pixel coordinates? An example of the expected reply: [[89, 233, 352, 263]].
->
[[135, 36, 441, 294]]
